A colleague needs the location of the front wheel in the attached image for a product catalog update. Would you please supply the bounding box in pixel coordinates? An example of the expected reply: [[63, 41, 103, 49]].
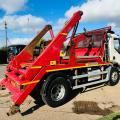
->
[[41, 72, 71, 107], [108, 67, 119, 86]]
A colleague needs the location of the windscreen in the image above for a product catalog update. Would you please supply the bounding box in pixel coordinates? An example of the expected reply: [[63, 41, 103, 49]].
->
[[114, 38, 120, 53]]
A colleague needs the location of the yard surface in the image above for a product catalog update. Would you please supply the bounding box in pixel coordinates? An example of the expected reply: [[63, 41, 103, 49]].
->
[[0, 65, 120, 120]]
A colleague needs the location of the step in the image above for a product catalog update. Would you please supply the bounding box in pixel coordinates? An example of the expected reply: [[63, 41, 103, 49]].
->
[[62, 56, 100, 60], [9, 65, 26, 76], [6, 72, 23, 85]]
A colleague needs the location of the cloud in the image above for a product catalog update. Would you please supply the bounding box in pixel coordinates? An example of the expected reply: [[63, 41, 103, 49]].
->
[[57, 18, 67, 25], [65, 0, 120, 22], [8, 37, 32, 45], [0, 37, 32, 48], [108, 22, 120, 34], [65, 0, 120, 33], [0, 0, 28, 14], [51, 18, 67, 36], [0, 14, 47, 34], [65, 6, 80, 19]]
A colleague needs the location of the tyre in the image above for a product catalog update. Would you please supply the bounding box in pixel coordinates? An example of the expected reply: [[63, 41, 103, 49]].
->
[[108, 67, 119, 86], [30, 85, 44, 105], [41, 72, 71, 107]]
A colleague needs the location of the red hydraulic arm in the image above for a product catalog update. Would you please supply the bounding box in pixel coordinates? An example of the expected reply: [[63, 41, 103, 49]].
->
[[0, 11, 83, 107], [32, 11, 83, 66], [23, 10, 83, 86]]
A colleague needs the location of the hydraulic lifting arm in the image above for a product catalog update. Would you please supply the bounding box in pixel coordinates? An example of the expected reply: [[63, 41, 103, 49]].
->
[[10, 25, 54, 66], [31, 11, 83, 66]]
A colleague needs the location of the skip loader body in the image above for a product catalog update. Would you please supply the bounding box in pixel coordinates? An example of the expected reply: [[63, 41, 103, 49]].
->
[[0, 11, 120, 115]]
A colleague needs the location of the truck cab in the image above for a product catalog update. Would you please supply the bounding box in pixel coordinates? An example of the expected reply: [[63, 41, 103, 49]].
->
[[107, 33, 120, 66], [7, 45, 26, 63]]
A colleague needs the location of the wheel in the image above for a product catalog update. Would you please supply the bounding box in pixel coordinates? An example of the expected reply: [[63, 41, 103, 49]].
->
[[108, 67, 119, 86], [41, 72, 71, 107]]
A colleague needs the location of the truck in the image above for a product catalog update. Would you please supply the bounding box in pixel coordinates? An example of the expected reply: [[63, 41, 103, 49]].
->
[[7, 44, 26, 63], [0, 10, 120, 115]]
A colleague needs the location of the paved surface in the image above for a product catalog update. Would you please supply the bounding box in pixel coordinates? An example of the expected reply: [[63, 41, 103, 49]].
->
[[0, 65, 120, 120]]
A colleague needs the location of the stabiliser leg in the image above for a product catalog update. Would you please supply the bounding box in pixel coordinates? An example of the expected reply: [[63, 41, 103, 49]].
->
[[0, 81, 6, 90], [0, 84, 20, 116], [0, 85, 6, 90], [7, 105, 21, 116]]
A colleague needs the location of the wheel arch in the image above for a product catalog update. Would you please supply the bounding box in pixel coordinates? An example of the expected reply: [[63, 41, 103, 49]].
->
[[40, 71, 73, 95]]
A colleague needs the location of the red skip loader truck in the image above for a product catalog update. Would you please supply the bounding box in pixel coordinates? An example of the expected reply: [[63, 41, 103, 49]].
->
[[0, 11, 119, 115]]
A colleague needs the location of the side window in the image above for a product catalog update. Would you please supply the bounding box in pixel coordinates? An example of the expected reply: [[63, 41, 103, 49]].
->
[[13, 47, 18, 55], [114, 39, 120, 53]]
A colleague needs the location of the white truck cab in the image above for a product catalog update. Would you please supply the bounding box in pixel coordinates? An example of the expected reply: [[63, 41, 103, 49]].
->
[[107, 33, 120, 66]]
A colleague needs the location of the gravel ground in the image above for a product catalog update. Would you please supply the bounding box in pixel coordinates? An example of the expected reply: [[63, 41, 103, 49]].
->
[[0, 65, 120, 120], [0, 65, 6, 79]]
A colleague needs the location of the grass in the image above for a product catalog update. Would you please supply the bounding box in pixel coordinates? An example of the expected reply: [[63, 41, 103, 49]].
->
[[98, 112, 120, 120]]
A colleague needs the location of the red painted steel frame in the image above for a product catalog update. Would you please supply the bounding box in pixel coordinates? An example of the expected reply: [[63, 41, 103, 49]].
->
[[0, 11, 111, 106]]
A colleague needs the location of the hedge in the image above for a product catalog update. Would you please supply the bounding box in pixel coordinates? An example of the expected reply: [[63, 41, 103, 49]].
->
[[0, 48, 7, 64]]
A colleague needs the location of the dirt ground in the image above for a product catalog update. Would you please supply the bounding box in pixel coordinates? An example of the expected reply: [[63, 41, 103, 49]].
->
[[0, 65, 120, 120]]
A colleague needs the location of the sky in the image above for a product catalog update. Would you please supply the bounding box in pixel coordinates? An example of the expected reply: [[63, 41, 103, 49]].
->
[[0, 0, 120, 47]]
